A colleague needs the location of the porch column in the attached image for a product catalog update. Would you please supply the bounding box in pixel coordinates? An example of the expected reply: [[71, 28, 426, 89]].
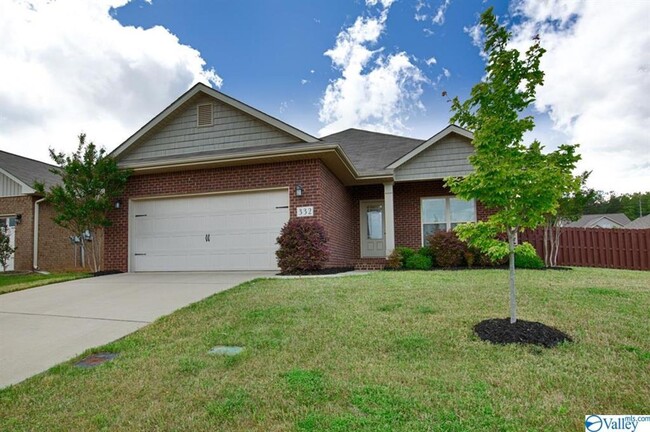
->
[[384, 182, 395, 257]]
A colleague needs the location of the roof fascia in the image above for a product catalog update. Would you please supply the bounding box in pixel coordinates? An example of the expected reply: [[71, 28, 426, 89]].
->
[[111, 83, 320, 159], [386, 125, 473, 169]]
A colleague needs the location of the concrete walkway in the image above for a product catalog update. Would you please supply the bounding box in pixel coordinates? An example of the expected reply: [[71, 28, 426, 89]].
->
[[0, 271, 270, 388]]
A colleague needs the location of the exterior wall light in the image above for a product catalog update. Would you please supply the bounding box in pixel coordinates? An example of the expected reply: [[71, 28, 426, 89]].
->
[[15, 214, 22, 224], [115, 200, 122, 209], [295, 185, 304, 197]]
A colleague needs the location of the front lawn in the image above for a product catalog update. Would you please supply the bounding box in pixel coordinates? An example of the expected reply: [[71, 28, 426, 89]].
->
[[1, 268, 648, 431], [0, 272, 90, 295]]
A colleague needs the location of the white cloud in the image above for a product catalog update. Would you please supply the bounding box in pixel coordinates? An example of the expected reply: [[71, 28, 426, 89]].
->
[[432, 0, 451, 25], [318, 5, 427, 136], [510, 0, 650, 193], [415, 14, 428, 22], [0, 0, 221, 161], [366, 0, 396, 9], [442, 67, 451, 78], [301, 79, 309, 85], [425, 56, 437, 66]]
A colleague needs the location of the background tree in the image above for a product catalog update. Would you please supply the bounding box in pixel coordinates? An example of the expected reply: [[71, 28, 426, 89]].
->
[[445, 8, 580, 323], [34, 134, 131, 273], [543, 171, 596, 267], [582, 190, 650, 220]]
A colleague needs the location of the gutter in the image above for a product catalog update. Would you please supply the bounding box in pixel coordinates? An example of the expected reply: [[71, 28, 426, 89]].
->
[[33, 197, 46, 270]]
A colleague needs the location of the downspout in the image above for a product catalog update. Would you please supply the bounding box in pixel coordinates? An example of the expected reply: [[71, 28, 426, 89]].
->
[[33, 198, 46, 270]]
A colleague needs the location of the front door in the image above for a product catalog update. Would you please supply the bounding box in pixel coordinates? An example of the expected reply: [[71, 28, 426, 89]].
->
[[360, 201, 385, 258]]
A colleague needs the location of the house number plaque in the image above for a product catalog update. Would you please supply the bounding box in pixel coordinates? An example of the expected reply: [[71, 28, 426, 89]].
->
[[296, 206, 314, 217]]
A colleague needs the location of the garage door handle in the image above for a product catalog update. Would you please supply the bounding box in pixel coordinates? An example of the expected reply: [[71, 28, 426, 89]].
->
[[276, 205, 289, 209], [134, 253, 146, 256], [205, 234, 210, 242]]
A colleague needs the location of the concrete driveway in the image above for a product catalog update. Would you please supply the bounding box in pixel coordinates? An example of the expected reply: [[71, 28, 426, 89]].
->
[[0, 271, 270, 388]]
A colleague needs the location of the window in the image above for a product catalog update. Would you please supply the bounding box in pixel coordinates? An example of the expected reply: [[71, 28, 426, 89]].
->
[[366, 205, 383, 240], [421, 197, 475, 243]]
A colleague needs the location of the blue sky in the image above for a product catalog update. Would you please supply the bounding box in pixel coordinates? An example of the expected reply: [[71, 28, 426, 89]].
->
[[113, 0, 508, 138], [0, 0, 648, 193]]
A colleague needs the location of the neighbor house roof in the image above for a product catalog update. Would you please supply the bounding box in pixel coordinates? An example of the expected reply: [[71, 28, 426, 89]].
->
[[0, 150, 60, 193], [625, 214, 650, 229], [320, 128, 424, 175], [568, 213, 632, 228]]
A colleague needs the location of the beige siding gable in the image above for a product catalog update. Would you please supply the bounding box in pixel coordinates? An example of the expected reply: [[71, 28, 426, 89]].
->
[[394, 134, 474, 181], [0, 171, 25, 197], [121, 95, 303, 163]]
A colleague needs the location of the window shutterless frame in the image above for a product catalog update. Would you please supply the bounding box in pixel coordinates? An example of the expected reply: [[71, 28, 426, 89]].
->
[[420, 196, 476, 246]]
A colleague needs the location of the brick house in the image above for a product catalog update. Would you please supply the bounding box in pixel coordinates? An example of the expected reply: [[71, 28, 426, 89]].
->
[[0, 151, 81, 271], [105, 83, 486, 272]]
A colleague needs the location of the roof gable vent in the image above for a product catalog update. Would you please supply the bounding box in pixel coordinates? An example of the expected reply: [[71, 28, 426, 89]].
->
[[197, 103, 213, 127]]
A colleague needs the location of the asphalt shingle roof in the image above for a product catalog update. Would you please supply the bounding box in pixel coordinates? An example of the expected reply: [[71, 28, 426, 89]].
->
[[625, 214, 650, 229], [0, 150, 60, 191], [320, 128, 424, 175], [568, 213, 632, 228]]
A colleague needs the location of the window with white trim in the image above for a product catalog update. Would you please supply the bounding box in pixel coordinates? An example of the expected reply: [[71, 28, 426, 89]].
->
[[421, 197, 476, 244]]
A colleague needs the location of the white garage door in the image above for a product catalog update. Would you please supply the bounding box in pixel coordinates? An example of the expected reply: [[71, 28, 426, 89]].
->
[[131, 189, 289, 271]]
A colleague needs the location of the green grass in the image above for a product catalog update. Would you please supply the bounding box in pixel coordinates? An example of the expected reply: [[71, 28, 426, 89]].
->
[[0, 272, 90, 295], [1, 268, 648, 431]]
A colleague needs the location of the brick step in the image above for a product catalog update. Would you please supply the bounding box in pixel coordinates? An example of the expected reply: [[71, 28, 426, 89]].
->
[[354, 259, 386, 271]]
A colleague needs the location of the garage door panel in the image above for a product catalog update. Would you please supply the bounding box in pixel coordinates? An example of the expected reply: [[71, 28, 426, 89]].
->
[[131, 189, 288, 271]]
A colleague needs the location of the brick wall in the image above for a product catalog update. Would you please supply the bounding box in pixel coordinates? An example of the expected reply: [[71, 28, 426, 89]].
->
[[0, 197, 82, 271], [0, 196, 35, 270], [318, 164, 356, 267], [392, 180, 492, 249], [36, 202, 93, 271], [105, 159, 357, 271]]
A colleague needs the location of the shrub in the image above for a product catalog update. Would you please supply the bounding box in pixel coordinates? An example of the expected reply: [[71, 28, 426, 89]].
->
[[385, 249, 403, 270], [417, 246, 433, 258], [427, 231, 468, 268], [514, 242, 544, 269], [404, 254, 432, 270], [276, 219, 329, 274], [395, 246, 415, 267]]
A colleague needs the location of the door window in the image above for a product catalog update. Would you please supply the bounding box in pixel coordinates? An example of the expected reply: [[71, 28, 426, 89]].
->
[[367, 206, 383, 240]]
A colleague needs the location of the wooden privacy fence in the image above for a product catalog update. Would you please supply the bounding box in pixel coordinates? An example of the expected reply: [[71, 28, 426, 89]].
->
[[520, 228, 650, 271]]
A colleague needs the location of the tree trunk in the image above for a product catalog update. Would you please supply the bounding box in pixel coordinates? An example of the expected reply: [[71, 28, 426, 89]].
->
[[507, 227, 517, 324], [552, 224, 562, 267], [543, 220, 550, 267]]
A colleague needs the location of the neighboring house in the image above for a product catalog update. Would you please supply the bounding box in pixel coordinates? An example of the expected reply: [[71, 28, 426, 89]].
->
[[568, 213, 631, 229], [105, 83, 490, 272], [0, 151, 80, 271], [625, 214, 650, 229]]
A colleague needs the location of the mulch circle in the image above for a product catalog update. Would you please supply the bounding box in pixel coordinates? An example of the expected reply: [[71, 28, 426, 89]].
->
[[474, 318, 572, 348]]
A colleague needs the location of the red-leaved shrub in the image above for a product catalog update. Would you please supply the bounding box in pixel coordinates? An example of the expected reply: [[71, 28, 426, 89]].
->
[[276, 219, 329, 274], [427, 230, 468, 268]]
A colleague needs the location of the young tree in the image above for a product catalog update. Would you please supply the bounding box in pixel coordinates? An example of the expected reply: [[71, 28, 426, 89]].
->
[[446, 8, 580, 323], [543, 171, 596, 267], [34, 134, 131, 272]]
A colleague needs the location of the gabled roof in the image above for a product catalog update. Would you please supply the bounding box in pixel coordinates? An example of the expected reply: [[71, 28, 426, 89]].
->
[[320, 128, 424, 175], [111, 83, 320, 159], [0, 150, 60, 193], [568, 213, 632, 228], [625, 214, 650, 229], [386, 124, 473, 169]]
